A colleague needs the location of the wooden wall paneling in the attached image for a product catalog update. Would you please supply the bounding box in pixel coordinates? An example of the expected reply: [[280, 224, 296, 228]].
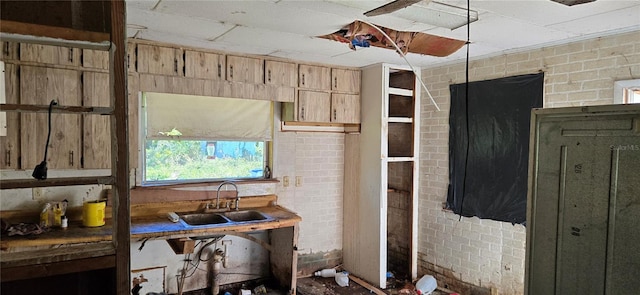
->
[[332, 68, 361, 94], [83, 49, 109, 70], [128, 73, 139, 170], [185, 50, 225, 80], [19, 43, 81, 66], [20, 66, 81, 169], [82, 72, 111, 168], [298, 64, 330, 90], [331, 93, 360, 123], [128, 42, 136, 73], [226, 55, 264, 84], [137, 44, 183, 76], [297, 90, 330, 122], [1, 63, 20, 169], [270, 225, 299, 294], [1, 41, 19, 60], [343, 133, 361, 277], [265, 60, 297, 88]]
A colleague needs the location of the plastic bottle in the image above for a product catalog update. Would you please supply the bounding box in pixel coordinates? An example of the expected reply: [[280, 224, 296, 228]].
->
[[314, 268, 337, 277], [334, 271, 349, 287], [415, 274, 437, 295]]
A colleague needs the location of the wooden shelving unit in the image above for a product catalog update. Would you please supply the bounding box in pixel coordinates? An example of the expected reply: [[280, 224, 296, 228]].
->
[[0, 1, 130, 294], [343, 64, 420, 288]]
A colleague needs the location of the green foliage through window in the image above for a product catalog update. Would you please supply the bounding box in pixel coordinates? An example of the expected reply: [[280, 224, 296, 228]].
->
[[145, 140, 265, 183]]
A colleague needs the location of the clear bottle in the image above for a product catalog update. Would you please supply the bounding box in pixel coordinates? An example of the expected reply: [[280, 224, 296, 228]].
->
[[415, 274, 437, 295], [314, 268, 337, 277]]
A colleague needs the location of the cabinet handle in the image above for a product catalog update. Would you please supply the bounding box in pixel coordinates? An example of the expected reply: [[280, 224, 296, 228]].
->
[[69, 151, 74, 167], [217, 64, 221, 78], [268, 70, 271, 82], [302, 74, 305, 86], [334, 77, 338, 89], [230, 65, 234, 78], [5, 150, 10, 167], [68, 48, 74, 63], [3, 42, 9, 57], [334, 109, 337, 121], [174, 58, 178, 73], [301, 107, 305, 120]]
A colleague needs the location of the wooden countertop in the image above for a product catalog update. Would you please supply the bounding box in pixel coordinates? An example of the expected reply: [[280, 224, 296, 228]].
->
[[0, 205, 301, 251]]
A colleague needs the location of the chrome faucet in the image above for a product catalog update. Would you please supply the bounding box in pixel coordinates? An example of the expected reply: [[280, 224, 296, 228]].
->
[[216, 181, 239, 210]]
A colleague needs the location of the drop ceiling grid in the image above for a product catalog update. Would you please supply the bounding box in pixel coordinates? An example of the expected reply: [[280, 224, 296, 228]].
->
[[127, 8, 236, 40]]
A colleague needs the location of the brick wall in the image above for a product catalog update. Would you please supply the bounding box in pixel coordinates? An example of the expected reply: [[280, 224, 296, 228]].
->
[[418, 31, 640, 294], [274, 130, 345, 272]]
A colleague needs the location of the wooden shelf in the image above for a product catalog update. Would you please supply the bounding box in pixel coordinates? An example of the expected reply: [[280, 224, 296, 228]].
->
[[387, 157, 415, 162], [1, 242, 115, 269], [0, 103, 113, 115], [388, 117, 413, 123], [0, 176, 114, 189], [388, 87, 413, 97]]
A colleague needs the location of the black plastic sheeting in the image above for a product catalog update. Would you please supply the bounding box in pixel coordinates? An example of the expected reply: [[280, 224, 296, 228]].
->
[[446, 73, 543, 224]]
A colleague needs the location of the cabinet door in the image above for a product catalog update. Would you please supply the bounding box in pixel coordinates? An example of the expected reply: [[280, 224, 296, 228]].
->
[[20, 66, 81, 169], [298, 91, 330, 122], [1, 63, 20, 169], [299, 64, 330, 90], [20, 43, 81, 66], [83, 49, 109, 70], [265, 60, 297, 87], [1, 41, 19, 60], [137, 44, 184, 76], [185, 50, 225, 80], [83, 72, 111, 169], [332, 68, 361, 94], [331, 93, 360, 123], [226, 56, 264, 84]]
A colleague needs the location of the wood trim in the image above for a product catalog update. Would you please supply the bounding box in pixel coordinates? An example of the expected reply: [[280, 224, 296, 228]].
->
[[0, 20, 109, 45], [0, 103, 113, 115], [0, 60, 110, 73], [0, 176, 114, 189], [1, 255, 115, 282], [138, 178, 279, 189], [1, 242, 115, 268]]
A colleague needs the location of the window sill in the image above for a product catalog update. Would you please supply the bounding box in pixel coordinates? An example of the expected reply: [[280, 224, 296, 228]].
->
[[137, 178, 279, 189]]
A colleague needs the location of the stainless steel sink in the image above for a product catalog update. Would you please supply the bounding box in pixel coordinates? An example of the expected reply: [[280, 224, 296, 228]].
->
[[179, 213, 229, 226], [223, 210, 269, 222]]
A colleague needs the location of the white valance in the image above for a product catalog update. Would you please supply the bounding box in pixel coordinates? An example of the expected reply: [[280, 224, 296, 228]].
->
[[145, 92, 272, 141]]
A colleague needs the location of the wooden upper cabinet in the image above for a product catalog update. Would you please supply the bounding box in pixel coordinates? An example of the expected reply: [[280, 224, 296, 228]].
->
[[299, 64, 330, 90], [185, 50, 225, 80], [20, 66, 81, 169], [83, 49, 109, 70], [265, 60, 297, 87], [83, 72, 111, 169], [332, 68, 361, 94], [20, 43, 81, 66], [298, 90, 330, 122], [226, 55, 264, 84], [137, 44, 184, 76], [1, 41, 19, 60], [1, 64, 20, 169], [331, 93, 360, 123]]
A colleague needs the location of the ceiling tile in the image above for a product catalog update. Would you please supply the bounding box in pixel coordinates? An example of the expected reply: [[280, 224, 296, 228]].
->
[[127, 8, 236, 40], [548, 4, 640, 35], [135, 29, 276, 55]]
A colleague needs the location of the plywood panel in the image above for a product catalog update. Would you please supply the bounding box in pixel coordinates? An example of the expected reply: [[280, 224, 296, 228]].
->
[[137, 44, 183, 76], [332, 68, 360, 94], [265, 60, 297, 88], [128, 74, 140, 170], [20, 43, 81, 66], [298, 90, 330, 122], [20, 66, 81, 169], [298, 64, 330, 90], [185, 50, 225, 80], [226, 55, 263, 84], [83, 49, 109, 70], [1, 41, 19, 60], [0, 63, 20, 169], [331, 93, 360, 123], [82, 72, 111, 169]]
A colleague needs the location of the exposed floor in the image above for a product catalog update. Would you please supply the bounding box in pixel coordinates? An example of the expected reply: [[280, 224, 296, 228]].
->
[[297, 276, 450, 295]]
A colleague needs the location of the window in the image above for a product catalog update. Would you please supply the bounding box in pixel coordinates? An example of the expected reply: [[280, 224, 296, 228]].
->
[[614, 79, 640, 104], [141, 92, 272, 185]]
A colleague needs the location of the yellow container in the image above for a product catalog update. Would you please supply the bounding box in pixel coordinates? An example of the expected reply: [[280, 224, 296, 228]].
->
[[83, 200, 106, 227]]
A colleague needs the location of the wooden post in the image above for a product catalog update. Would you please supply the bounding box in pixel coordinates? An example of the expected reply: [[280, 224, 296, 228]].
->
[[109, 0, 131, 294]]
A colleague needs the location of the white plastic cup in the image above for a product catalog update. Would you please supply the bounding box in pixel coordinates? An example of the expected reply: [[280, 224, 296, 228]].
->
[[335, 271, 349, 287], [415, 274, 437, 295]]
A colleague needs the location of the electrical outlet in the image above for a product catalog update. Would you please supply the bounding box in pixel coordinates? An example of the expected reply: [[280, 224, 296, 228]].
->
[[283, 176, 290, 187], [32, 187, 44, 201], [295, 176, 302, 187]]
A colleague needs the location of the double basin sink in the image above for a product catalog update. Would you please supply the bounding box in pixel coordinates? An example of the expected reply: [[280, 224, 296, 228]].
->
[[178, 210, 273, 227]]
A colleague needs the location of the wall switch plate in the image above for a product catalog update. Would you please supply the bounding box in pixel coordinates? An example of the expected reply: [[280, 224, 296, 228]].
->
[[295, 176, 302, 187], [283, 176, 290, 187], [32, 187, 44, 201]]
